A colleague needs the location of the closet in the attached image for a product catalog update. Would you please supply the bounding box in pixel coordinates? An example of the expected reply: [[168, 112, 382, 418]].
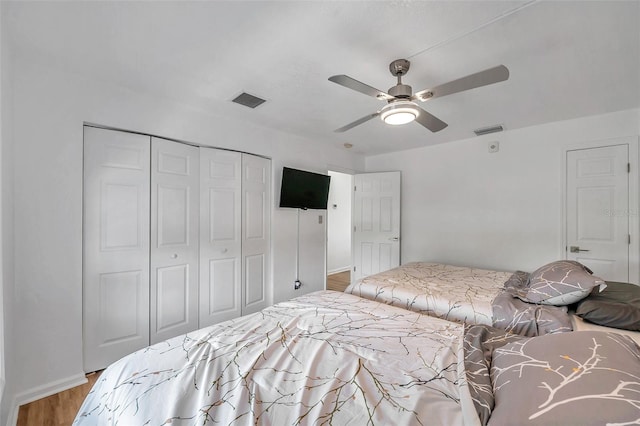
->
[[82, 126, 271, 372]]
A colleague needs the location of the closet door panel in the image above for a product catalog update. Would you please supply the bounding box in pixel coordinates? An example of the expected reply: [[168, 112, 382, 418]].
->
[[156, 264, 189, 332], [150, 138, 199, 344], [199, 148, 242, 327], [99, 271, 144, 340], [242, 154, 271, 315], [83, 127, 151, 372], [245, 254, 265, 306]]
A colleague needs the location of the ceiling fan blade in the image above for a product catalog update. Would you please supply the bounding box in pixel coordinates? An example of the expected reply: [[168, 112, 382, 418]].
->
[[329, 75, 395, 101], [414, 106, 448, 132], [414, 65, 509, 102], [334, 112, 380, 133]]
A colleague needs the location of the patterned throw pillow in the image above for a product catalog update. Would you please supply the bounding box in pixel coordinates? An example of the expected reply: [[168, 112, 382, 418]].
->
[[488, 331, 640, 426], [514, 260, 605, 306]]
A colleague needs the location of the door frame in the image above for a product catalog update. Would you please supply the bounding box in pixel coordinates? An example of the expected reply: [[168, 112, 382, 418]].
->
[[326, 170, 354, 275], [326, 166, 357, 287], [561, 136, 639, 284]]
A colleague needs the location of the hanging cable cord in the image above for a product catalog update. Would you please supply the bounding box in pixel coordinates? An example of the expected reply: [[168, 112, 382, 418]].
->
[[295, 208, 301, 289]]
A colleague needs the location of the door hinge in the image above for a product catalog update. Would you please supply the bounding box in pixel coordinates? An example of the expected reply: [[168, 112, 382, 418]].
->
[[629, 234, 631, 245], [353, 266, 356, 272], [354, 186, 357, 192], [354, 226, 356, 232], [628, 163, 631, 173]]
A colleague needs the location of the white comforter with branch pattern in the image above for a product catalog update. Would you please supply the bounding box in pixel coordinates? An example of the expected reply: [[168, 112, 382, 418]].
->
[[346, 262, 512, 326], [74, 291, 479, 425]]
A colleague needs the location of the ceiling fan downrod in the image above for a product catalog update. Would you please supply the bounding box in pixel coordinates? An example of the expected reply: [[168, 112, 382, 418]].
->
[[388, 59, 412, 99]]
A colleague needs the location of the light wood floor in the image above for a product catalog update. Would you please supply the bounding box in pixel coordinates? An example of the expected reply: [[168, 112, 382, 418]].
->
[[327, 270, 351, 292], [16, 274, 351, 425], [17, 371, 102, 426]]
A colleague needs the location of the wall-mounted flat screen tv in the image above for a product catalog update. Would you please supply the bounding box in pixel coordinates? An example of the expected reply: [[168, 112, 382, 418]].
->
[[279, 167, 331, 210]]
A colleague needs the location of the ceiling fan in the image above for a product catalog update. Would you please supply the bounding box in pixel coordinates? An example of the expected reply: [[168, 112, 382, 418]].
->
[[328, 59, 509, 133]]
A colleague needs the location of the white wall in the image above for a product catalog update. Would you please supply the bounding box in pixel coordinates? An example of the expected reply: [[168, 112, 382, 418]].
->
[[327, 171, 352, 274], [3, 49, 363, 422], [0, 0, 6, 409], [0, 1, 13, 422], [365, 109, 640, 274]]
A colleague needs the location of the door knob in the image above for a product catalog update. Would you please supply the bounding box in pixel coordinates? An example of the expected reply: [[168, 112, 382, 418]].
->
[[569, 246, 589, 253], [389, 237, 399, 241], [170, 253, 178, 259]]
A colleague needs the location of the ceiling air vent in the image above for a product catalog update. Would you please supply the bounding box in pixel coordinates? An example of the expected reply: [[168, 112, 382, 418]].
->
[[473, 124, 504, 136], [232, 92, 266, 109]]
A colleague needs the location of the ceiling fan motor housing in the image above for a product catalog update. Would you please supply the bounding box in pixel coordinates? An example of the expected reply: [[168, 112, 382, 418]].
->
[[388, 84, 412, 99]]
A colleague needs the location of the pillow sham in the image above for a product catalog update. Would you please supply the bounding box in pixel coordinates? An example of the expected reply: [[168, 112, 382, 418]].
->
[[488, 331, 640, 426], [492, 290, 572, 337], [575, 281, 640, 331], [463, 325, 523, 425], [514, 260, 605, 305]]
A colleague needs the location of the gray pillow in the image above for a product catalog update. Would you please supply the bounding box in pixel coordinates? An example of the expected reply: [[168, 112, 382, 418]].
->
[[575, 281, 640, 331], [518, 260, 605, 305], [488, 331, 640, 426]]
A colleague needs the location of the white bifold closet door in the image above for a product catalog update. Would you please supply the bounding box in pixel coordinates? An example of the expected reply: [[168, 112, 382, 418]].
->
[[241, 154, 271, 316], [84, 126, 271, 371], [83, 127, 151, 373], [199, 149, 242, 326], [199, 150, 271, 326], [150, 138, 199, 344]]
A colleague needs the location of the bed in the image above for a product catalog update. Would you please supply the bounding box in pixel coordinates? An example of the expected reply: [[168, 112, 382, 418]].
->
[[345, 262, 578, 336], [345, 260, 639, 338], [345, 262, 512, 326], [73, 290, 640, 425]]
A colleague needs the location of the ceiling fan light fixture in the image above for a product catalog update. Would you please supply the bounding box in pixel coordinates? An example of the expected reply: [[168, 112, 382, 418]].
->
[[380, 101, 419, 126]]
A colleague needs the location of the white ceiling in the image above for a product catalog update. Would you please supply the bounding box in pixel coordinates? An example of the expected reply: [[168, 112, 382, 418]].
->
[[5, 0, 640, 156]]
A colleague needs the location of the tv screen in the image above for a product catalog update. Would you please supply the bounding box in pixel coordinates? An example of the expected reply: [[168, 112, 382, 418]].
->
[[279, 167, 331, 210]]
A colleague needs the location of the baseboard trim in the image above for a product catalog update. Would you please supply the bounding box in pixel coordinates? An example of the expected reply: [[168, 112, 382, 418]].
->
[[7, 403, 18, 426], [327, 266, 351, 275], [7, 372, 87, 426]]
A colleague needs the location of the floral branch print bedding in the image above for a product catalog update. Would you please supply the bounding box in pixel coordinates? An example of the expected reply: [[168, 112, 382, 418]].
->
[[74, 290, 639, 425], [346, 263, 575, 337], [492, 271, 573, 336], [74, 291, 480, 426], [345, 262, 512, 326], [463, 324, 640, 426]]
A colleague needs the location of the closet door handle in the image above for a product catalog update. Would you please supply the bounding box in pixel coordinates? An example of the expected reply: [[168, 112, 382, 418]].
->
[[170, 253, 178, 259]]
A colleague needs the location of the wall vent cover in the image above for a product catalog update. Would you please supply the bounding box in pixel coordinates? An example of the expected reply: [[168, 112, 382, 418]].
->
[[232, 92, 266, 109], [474, 124, 504, 136]]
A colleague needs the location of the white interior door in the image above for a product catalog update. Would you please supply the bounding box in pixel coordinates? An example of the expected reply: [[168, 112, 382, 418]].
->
[[199, 148, 242, 327], [241, 154, 271, 315], [150, 138, 199, 344], [352, 171, 401, 283], [566, 144, 629, 281], [83, 127, 150, 372]]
